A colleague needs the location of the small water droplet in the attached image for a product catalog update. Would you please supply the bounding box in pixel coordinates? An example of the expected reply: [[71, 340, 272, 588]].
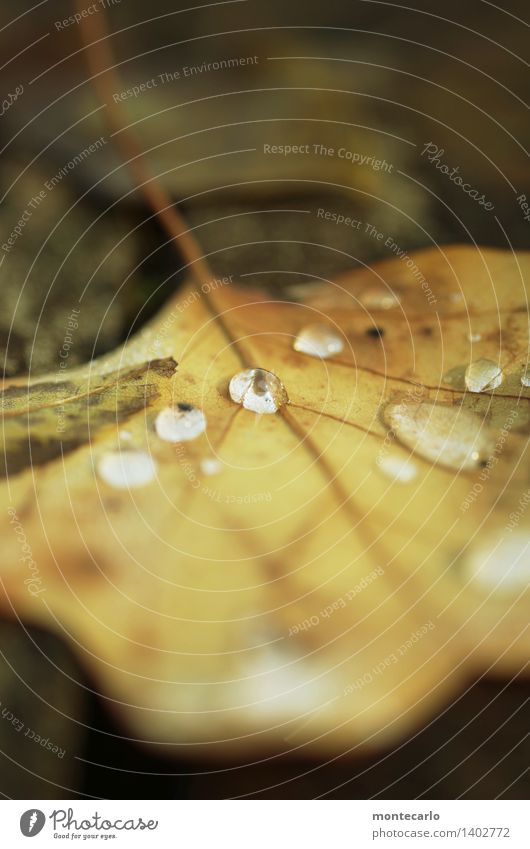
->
[[293, 323, 344, 359], [465, 358, 503, 393], [229, 368, 288, 414], [119, 429, 133, 442], [97, 450, 157, 489], [443, 365, 466, 387], [467, 332, 482, 342], [449, 292, 464, 303], [463, 532, 530, 595], [384, 400, 495, 471], [155, 404, 207, 442], [377, 453, 418, 483], [237, 643, 324, 715], [284, 282, 322, 302], [358, 285, 400, 310], [521, 365, 530, 387], [200, 457, 223, 476]]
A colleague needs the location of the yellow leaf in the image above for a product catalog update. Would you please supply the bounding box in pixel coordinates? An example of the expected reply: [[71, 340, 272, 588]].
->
[[1, 245, 529, 755]]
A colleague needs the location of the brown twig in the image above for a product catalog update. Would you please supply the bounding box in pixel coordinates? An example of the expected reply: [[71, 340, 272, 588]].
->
[[74, 0, 253, 365], [74, 0, 212, 288]]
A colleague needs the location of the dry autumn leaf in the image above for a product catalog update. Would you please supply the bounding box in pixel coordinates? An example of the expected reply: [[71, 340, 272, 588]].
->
[[1, 244, 529, 756]]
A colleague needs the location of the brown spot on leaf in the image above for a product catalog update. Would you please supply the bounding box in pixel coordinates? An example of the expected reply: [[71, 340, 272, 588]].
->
[[1, 358, 177, 478]]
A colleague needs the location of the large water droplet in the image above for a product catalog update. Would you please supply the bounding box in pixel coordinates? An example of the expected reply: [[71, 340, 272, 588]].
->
[[384, 400, 494, 471], [358, 285, 400, 310], [465, 358, 503, 393], [97, 449, 157, 489], [293, 323, 344, 359], [155, 403, 206, 442], [463, 532, 530, 595], [229, 368, 288, 414], [377, 452, 418, 483], [520, 366, 530, 387]]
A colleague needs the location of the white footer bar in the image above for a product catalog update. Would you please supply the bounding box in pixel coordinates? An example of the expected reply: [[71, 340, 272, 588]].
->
[[1, 800, 527, 848]]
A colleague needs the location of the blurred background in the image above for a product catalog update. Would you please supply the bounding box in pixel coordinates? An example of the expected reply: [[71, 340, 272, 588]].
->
[[0, 0, 529, 797]]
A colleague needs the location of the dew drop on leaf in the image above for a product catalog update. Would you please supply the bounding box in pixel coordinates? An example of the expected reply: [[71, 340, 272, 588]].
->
[[464, 358, 503, 392], [377, 453, 418, 483], [229, 368, 288, 414], [155, 404, 207, 442], [97, 450, 157, 489], [293, 322, 344, 359], [200, 457, 223, 476], [358, 285, 401, 310], [237, 644, 324, 716], [384, 400, 495, 471], [463, 532, 530, 595]]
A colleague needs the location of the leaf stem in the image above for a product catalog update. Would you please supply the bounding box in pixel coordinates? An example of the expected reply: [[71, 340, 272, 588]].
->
[[74, 0, 252, 367]]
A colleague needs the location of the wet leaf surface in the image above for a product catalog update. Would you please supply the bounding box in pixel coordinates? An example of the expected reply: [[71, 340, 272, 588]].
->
[[1, 244, 528, 756]]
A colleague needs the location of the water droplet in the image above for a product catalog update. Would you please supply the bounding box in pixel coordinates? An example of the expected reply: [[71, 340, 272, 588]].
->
[[521, 365, 530, 387], [377, 453, 418, 483], [155, 404, 206, 442], [449, 292, 464, 303], [293, 323, 344, 359], [237, 643, 324, 715], [200, 457, 223, 476], [443, 365, 466, 387], [467, 332, 482, 342], [358, 285, 400, 310], [119, 429, 133, 442], [465, 358, 503, 393], [97, 450, 157, 489], [384, 400, 495, 471], [463, 532, 530, 595], [284, 282, 322, 303], [229, 368, 288, 414]]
